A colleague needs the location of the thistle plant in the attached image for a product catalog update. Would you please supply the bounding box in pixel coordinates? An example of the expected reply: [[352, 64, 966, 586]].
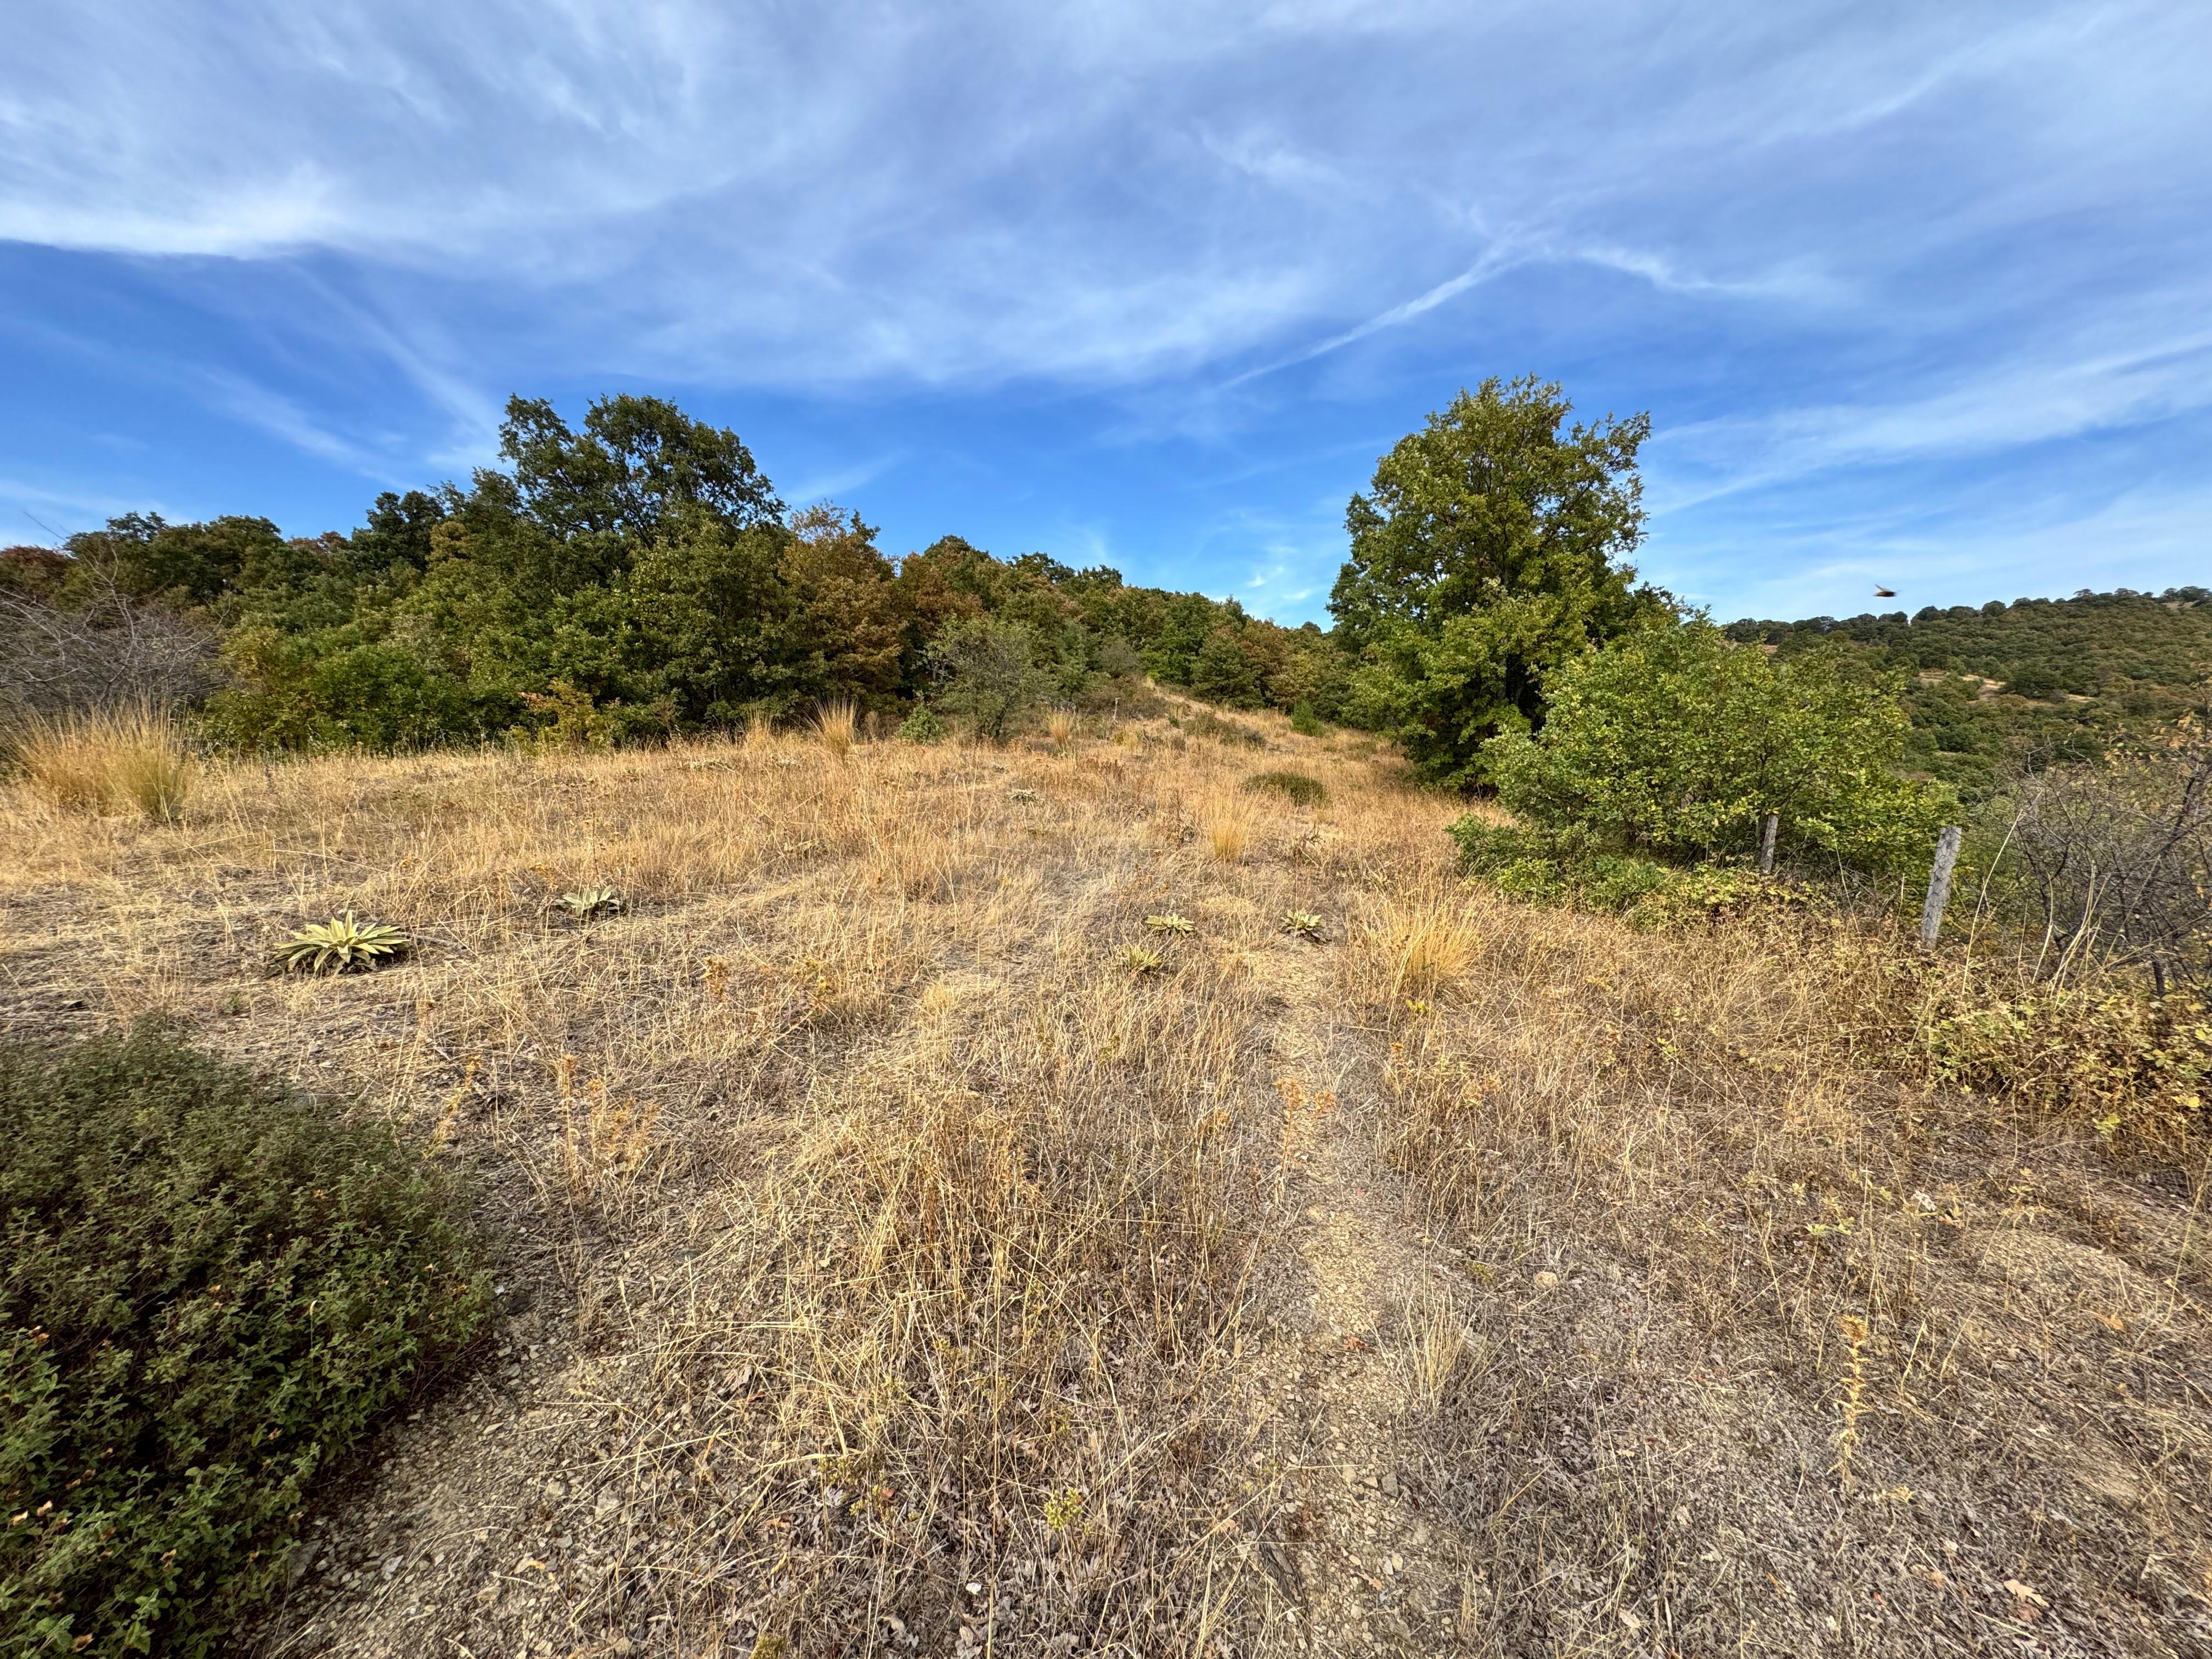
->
[[281, 913, 410, 975], [1280, 909, 1326, 940], [1120, 945, 1164, 974], [559, 886, 624, 918], [1144, 913, 1194, 935]]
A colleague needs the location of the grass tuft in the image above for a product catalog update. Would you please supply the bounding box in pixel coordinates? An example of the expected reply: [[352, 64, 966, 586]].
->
[[1200, 793, 1255, 861], [814, 698, 859, 758], [11, 703, 195, 821]]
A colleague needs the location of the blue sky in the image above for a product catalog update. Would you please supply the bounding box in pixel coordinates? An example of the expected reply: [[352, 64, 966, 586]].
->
[[4, 1, 2207, 625]]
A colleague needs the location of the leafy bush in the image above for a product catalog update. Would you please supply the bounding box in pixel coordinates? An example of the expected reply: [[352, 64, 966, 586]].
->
[[1288, 703, 1327, 737], [1451, 818, 1781, 927], [927, 617, 1052, 743], [1243, 769, 1330, 808], [0, 1027, 488, 1656], [896, 703, 946, 743], [1485, 621, 1952, 873]]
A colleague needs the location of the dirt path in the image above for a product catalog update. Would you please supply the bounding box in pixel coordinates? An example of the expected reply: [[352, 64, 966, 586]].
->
[[1242, 943, 1485, 1655]]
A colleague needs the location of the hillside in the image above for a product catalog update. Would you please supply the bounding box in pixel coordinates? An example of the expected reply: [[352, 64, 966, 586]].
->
[[4, 708, 2208, 1655], [1728, 588, 2212, 800]]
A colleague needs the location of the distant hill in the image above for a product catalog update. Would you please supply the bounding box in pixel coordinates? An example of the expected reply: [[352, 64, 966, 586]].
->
[[1725, 586, 2212, 800]]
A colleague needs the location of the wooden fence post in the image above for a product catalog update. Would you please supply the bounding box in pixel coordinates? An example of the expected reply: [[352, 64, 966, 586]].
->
[[1758, 812, 1779, 876], [1920, 825, 1962, 950]]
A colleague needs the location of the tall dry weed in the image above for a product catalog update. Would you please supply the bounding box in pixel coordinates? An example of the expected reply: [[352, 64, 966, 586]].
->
[[11, 703, 195, 821], [813, 698, 858, 758], [1200, 793, 1255, 861]]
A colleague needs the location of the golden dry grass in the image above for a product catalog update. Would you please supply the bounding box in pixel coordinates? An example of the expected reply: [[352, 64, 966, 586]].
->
[[1199, 791, 1256, 861], [812, 697, 859, 758], [2, 702, 2208, 1657], [10, 701, 194, 820]]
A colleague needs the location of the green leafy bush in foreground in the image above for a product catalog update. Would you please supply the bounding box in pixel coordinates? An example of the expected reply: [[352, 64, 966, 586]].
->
[[1, 1027, 488, 1656]]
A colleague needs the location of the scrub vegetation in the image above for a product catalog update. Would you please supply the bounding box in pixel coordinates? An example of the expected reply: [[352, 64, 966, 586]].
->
[[2, 708, 2208, 1656]]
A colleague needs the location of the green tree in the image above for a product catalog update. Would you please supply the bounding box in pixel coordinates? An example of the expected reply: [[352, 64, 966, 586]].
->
[[498, 393, 781, 544], [927, 616, 1052, 742], [1188, 624, 1261, 707], [1330, 376, 1661, 787], [1485, 622, 1951, 871]]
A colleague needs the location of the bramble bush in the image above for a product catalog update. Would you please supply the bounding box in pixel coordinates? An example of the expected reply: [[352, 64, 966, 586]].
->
[[0, 1027, 487, 1656]]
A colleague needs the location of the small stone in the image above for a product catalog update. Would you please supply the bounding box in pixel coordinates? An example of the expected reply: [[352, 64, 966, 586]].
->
[[1379, 1471, 1400, 1498], [381, 1554, 404, 1580], [595, 1491, 622, 1517], [1533, 1271, 1559, 1291]]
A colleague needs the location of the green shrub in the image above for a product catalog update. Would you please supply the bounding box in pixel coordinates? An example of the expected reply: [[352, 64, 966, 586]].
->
[[1288, 703, 1327, 737], [1483, 620, 1953, 873], [1451, 816, 1782, 927], [0, 1027, 488, 1657], [1242, 769, 1330, 809], [896, 703, 945, 743]]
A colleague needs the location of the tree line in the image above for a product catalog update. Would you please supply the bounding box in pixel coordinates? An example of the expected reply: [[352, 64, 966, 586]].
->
[[0, 396, 1343, 751], [14, 376, 2204, 889], [1725, 588, 2212, 802]]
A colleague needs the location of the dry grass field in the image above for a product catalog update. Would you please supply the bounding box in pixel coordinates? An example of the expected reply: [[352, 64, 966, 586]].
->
[[3, 705, 2209, 1657]]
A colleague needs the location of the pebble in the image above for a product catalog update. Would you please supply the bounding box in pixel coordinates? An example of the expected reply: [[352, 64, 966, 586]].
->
[[1380, 1471, 1400, 1497]]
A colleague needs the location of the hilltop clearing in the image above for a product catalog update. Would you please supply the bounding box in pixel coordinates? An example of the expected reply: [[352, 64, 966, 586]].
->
[[3, 708, 2208, 1656]]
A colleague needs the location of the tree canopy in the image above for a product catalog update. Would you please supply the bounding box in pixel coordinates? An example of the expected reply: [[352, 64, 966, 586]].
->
[[1330, 375, 1664, 786]]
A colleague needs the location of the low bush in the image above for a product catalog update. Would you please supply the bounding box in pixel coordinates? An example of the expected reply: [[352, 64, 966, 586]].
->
[[1913, 984, 2211, 1153], [1451, 817, 1782, 927], [1242, 769, 1329, 809], [1183, 709, 1264, 749], [896, 704, 946, 743], [0, 1026, 488, 1657], [1288, 703, 1327, 737]]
